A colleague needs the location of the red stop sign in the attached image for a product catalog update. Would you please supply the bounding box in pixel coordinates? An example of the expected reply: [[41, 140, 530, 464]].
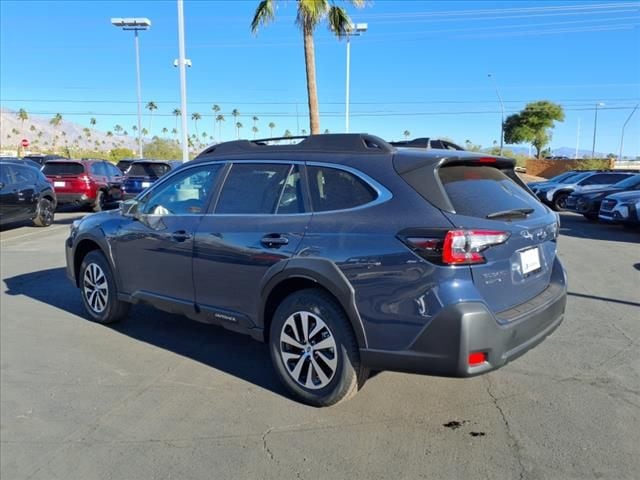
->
[[21, 138, 29, 148]]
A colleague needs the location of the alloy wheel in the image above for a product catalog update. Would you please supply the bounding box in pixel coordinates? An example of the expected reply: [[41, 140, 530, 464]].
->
[[83, 263, 109, 313], [279, 311, 338, 390]]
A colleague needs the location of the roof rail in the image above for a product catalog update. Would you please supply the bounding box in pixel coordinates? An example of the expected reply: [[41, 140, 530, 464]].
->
[[198, 133, 394, 156]]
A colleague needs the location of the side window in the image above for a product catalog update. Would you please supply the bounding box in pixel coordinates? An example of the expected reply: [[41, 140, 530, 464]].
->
[[140, 164, 222, 215], [12, 165, 36, 183], [276, 166, 304, 214], [0, 164, 14, 185], [307, 166, 377, 212], [90, 163, 105, 176], [216, 163, 291, 214], [106, 163, 121, 176]]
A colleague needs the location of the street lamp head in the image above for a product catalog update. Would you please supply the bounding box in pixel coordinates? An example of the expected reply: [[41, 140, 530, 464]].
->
[[111, 17, 151, 30]]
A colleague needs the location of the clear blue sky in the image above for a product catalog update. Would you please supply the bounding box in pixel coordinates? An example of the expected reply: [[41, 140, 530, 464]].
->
[[1, 1, 639, 156]]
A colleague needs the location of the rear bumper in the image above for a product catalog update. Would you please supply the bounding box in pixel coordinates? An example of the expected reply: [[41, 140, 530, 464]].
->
[[360, 276, 567, 377], [56, 192, 94, 205]]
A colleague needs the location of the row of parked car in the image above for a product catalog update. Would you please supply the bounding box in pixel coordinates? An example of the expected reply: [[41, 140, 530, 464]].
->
[[0, 154, 179, 227], [528, 170, 640, 228]]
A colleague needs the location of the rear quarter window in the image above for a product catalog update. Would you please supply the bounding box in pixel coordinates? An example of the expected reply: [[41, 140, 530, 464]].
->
[[438, 166, 542, 218], [307, 166, 377, 212]]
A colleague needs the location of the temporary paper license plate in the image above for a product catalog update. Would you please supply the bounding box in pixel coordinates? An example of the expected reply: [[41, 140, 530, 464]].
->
[[520, 247, 541, 274], [141, 181, 152, 188], [54, 181, 65, 187]]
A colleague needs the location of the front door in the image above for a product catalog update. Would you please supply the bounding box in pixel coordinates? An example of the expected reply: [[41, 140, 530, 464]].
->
[[193, 163, 311, 326], [113, 163, 224, 310]]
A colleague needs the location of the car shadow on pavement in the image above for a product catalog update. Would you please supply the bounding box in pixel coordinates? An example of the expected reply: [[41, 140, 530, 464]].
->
[[558, 212, 639, 243], [3, 267, 289, 400]]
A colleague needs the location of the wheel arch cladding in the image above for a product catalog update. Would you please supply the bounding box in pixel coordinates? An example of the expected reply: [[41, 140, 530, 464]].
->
[[73, 239, 103, 287], [260, 258, 368, 348]]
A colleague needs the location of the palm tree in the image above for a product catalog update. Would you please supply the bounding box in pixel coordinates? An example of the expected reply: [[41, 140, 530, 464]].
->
[[17, 109, 28, 132], [132, 125, 138, 134], [90, 117, 97, 128], [301, 128, 308, 135], [172, 108, 181, 131], [403, 130, 411, 139], [50, 113, 62, 147], [251, 0, 364, 134], [161, 127, 168, 136], [231, 109, 240, 132], [114, 124, 123, 135], [202, 131, 208, 144], [191, 112, 202, 139], [252, 126, 258, 138], [171, 128, 178, 141], [216, 114, 225, 141], [146, 101, 158, 134], [236, 122, 243, 139], [323, 128, 330, 134], [252, 115, 259, 130], [107, 131, 113, 137], [141, 128, 149, 137], [29, 125, 36, 132], [268, 121, 276, 137], [212, 104, 221, 140]]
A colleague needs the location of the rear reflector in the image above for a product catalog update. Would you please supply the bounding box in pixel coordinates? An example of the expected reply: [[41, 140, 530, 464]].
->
[[468, 352, 487, 366]]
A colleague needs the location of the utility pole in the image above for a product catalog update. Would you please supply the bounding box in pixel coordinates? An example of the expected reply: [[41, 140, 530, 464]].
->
[[591, 102, 605, 159], [619, 103, 639, 163], [575, 117, 581, 159], [488, 73, 505, 155], [176, 0, 189, 162]]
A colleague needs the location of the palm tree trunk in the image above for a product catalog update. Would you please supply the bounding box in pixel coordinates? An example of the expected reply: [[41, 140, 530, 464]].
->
[[303, 25, 320, 135]]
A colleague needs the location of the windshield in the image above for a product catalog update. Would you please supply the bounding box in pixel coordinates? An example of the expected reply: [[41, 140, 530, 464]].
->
[[126, 162, 171, 177], [559, 172, 589, 184], [548, 171, 575, 182], [613, 175, 640, 189]]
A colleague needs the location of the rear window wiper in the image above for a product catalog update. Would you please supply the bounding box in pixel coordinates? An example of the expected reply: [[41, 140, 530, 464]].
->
[[486, 207, 534, 219]]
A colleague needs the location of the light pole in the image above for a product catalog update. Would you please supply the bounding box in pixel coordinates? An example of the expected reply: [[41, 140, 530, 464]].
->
[[487, 73, 505, 155], [619, 103, 639, 162], [111, 17, 151, 159], [591, 102, 605, 159], [345, 23, 367, 133], [176, 0, 189, 163]]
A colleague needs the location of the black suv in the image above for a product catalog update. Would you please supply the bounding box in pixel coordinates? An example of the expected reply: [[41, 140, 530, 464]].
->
[[65, 134, 566, 406], [0, 159, 57, 227]]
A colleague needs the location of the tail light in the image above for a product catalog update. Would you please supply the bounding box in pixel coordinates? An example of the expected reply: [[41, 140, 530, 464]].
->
[[403, 229, 510, 265]]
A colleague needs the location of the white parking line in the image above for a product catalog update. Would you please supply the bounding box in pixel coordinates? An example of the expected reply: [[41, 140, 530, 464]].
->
[[0, 224, 70, 244]]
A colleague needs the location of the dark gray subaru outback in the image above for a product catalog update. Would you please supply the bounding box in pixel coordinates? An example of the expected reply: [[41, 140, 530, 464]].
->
[[65, 134, 567, 406]]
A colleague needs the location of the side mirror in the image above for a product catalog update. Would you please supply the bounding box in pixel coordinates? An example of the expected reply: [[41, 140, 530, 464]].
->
[[119, 199, 141, 219]]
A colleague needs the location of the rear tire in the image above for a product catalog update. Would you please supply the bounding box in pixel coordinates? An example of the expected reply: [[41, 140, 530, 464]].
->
[[33, 197, 55, 227], [92, 190, 105, 212], [79, 251, 130, 324], [553, 192, 569, 211], [269, 289, 368, 407]]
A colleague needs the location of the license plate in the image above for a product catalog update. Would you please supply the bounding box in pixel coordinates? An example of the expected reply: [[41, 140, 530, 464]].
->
[[520, 247, 541, 274], [54, 181, 65, 187], [141, 181, 152, 188]]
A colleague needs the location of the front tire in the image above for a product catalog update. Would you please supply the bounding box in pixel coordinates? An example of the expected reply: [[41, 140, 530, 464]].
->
[[269, 289, 368, 407], [33, 197, 55, 227], [79, 251, 130, 324]]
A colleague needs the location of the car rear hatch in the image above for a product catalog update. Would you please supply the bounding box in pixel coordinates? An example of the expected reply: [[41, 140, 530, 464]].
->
[[395, 152, 560, 314], [42, 162, 89, 193], [123, 162, 170, 192]]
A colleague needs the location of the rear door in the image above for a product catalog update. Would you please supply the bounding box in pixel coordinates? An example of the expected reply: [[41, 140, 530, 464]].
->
[[193, 162, 311, 324], [0, 164, 19, 223], [10, 165, 39, 219], [438, 165, 559, 313]]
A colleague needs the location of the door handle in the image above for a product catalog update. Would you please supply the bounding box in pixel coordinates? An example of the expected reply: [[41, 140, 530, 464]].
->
[[261, 234, 289, 248], [171, 230, 192, 242]]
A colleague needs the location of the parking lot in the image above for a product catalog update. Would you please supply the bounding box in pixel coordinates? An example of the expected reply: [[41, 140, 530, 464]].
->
[[1, 211, 638, 479]]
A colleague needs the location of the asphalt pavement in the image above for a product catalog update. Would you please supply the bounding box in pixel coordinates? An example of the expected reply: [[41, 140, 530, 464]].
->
[[1, 211, 638, 480]]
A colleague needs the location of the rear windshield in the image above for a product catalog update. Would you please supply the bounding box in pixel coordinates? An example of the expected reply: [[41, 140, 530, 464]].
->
[[438, 166, 541, 218], [42, 162, 85, 175], [613, 175, 640, 189], [127, 163, 170, 177]]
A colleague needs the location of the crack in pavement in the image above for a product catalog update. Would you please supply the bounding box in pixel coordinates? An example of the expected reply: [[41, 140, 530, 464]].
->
[[262, 427, 276, 462], [485, 376, 526, 480]]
